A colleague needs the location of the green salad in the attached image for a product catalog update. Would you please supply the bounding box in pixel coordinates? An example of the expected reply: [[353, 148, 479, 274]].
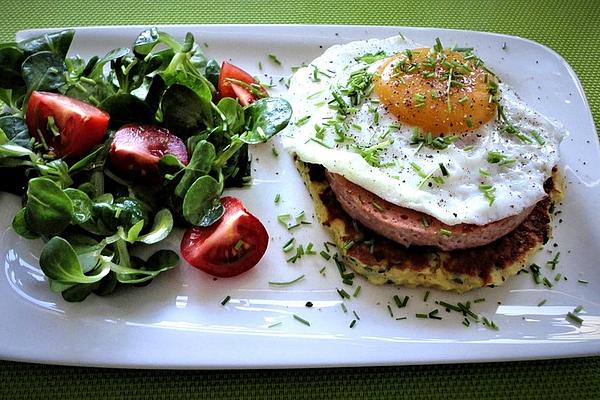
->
[[0, 28, 291, 301]]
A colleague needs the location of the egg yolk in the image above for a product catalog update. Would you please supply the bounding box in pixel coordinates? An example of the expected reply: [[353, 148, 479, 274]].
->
[[374, 48, 497, 135]]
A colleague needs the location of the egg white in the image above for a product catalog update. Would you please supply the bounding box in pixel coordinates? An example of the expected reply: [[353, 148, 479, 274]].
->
[[282, 36, 566, 225]]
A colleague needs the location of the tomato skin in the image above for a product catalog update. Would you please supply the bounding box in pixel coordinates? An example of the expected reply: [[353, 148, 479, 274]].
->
[[217, 62, 267, 106], [109, 124, 188, 181], [26, 91, 110, 158], [181, 196, 269, 278]]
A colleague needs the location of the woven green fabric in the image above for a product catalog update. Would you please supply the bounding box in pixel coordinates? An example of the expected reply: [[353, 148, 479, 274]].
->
[[1, 0, 599, 398]]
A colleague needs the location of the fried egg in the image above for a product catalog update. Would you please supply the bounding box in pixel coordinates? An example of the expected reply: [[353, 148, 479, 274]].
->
[[282, 35, 566, 226]]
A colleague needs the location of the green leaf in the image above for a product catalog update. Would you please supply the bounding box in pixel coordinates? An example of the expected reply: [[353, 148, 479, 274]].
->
[[204, 59, 220, 87], [175, 140, 215, 198], [0, 116, 32, 148], [145, 249, 179, 271], [241, 97, 292, 144], [110, 249, 178, 284], [161, 84, 213, 136], [18, 29, 75, 59], [61, 283, 100, 302], [100, 93, 154, 128], [217, 97, 245, 134], [11, 208, 39, 239], [0, 46, 25, 89], [64, 188, 93, 224], [36, 159, 73, 188], [68, 143, 108, 174], [39, 236, 110, 284], [24, 177, 73, 235], [137, 209, 174, 244], [126, 219, 145, 243], [132, 28, 161, 57], [183, 175, 224, 226], [21, 51, 68, 93], [89, 47, 130, 78], [0, 143, 35, 159]]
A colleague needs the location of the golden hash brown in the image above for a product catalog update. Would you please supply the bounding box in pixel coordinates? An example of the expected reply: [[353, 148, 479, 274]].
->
[[296, 159, 563, 293]]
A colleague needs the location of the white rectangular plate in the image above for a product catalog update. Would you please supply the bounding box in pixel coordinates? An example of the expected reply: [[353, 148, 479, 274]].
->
[[2, 25, 599, 368]]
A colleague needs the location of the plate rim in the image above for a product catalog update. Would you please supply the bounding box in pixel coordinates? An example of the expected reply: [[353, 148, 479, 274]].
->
[[4, 24, 600, 368]]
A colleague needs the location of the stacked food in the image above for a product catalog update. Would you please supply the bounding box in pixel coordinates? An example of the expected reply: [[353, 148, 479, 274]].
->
[[283, 35, 565, 292]]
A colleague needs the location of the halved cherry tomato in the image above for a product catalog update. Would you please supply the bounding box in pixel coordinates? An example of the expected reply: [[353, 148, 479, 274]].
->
[[26, 91, 110, 158], [181, 196, 269, 277], [217, 62, 267, 106], [109, 124, 188, 181]]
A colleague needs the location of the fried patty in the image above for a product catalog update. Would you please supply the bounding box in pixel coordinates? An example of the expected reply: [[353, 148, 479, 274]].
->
[[296, 158, 563, 292]]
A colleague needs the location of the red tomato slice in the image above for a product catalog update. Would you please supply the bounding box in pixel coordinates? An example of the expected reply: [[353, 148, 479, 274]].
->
[[109, 124, 188, 181], [181, 196, 269, 278], [26, 91, 110, 158], [217, 62, 267, 106]]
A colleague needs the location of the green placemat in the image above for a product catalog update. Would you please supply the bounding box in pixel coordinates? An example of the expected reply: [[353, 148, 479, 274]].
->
[[1, 0, 599, 399]]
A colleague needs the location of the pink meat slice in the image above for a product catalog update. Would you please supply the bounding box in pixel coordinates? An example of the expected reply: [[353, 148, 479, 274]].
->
[[326, 171, 536, 251]]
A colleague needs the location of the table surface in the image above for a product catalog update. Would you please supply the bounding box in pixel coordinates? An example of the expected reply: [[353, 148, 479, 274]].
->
[[1, 0, 599, 398]]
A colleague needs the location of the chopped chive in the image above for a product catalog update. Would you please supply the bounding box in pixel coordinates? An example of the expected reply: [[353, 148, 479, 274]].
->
[[393, 295, 403, 308], [554, 273, 562, 282], [352, 285, 362, 297], [352, 310, 360, 321], [473, 298, 485, 303], [372, 202, 385, 212], [423, 290, 430, 302], [439, 228, 453, 237], [482, 317, 499, 331], [343, 240, 355, 251], [305, 242, 316, 255], [574, 305, 584, 313], [258, 61, 263, 70], [269, 274, 305, 286], [274, 193, 281, 204], [537, 299, 547, 307], [438, 301, 462, 312], [547, 252, 560, 270], [293, 314, 311, 326], [340, 303, 348, 313], [221, 295, 231, 306], [319, 266, 326, 274], [530, 263, 542, 285], [308, 137, 333, 149], [268, 53, 282, 65], [287, 222, 302, 231], [531, 130, 545, 145], [421, 216, 430, 227], [320, 250, 331, 260], [458, 96, 469, 104], [295, 116, 311, 126], [268, 322, 282, 328], [401, 296, 409, 307], [277, 213, 290, 225], [439, 163, 449, 176], [543, 277, 553, 288], [337, 288, 351, 299], [282, 238, 296, 253], [479, 168, 490, 176], [396, 316, 407, 321], [387, 304, 394, 317], [566, 312, 583, 325], [465, 116, 473, 128], [349, 319, 357, 328], [272, 147, 279, 157], [462, 318, 471, 327], [416, 313, 428, 319], [428, 309, 442, 320], [578, 279, 589, 284]]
